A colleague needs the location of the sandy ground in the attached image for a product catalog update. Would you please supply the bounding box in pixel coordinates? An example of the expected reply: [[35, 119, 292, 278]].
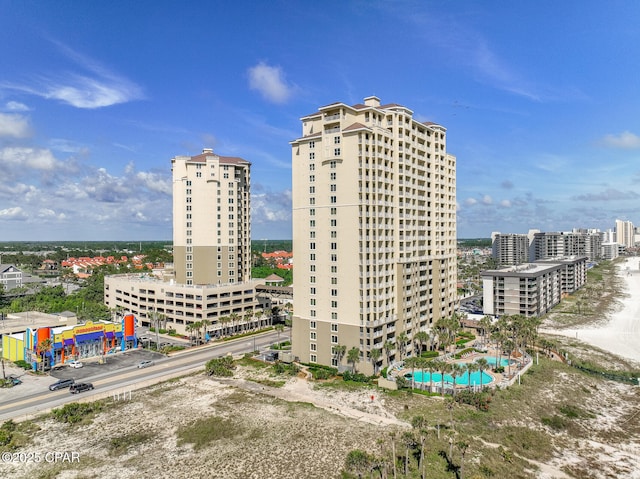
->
[[543, 257, 640, 363]]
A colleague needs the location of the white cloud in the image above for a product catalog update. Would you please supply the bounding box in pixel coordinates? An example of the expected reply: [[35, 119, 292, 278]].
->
[[0, 113, 31, 138], [0, 147, 58, 170], [0, 206, 28, 220], [248, 62, 294, 103], [464, 198, 478, 206], [482, 195, 493, 205], [600, 131, 640, 149], [5, 101, 30, 112], [499, 199, 511, 207]]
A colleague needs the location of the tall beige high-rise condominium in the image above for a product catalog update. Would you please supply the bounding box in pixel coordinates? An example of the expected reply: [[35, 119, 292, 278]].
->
[[290, 96, 457, 374], [172, 148, 252, 286]]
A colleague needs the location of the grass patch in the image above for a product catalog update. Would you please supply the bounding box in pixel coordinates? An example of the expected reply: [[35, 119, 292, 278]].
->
[[108, 431, 153, 456], [250, 378, 286, 388], [177, 416, 243, 450], [50, 400, 111, 426], [0, 420, 40, 452]]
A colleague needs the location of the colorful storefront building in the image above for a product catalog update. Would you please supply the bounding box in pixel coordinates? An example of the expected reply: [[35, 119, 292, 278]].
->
[[2, 314, 137, 370]]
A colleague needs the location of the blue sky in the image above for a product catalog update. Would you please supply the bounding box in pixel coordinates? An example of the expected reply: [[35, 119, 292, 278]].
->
[[1, 1, 639, 241]]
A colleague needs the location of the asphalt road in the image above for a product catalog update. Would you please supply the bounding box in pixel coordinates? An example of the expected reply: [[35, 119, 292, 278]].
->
[[0, 330, 286, 422]]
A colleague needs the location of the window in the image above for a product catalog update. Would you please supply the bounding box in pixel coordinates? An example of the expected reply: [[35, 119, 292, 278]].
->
[[330, 242, 337, 250], [331, 312, 338, 320], [330, 207, 337, 214], [310, 208, 315, 216], [310, 220, 315, 227], [310, 332, 316, 340], [334, 136, 341, 144], [310, 231, 315, 238], [310, 276, 316, 283], [331, 335, 338, 344], [309, 152, 315, 160], [330, 161, 337, 168], [310, 253, 316, 260], [330, 219, 337, 227], [309, 141, 315, 149], [310, 321, 316, 329], [331, 277, 337, 284], [310, 287, 316, 294], [196, 172, 202, 177], [330, 172, 336, 180], [310, 354, 317, 363], [331, 289, 338, 296], [331, 301, 338, 308], [309, 163, 315, 171], [331, 265, 337, 273], [310, 310, 316, 317], [331, 254, 337, 262], [330, 231, 337, 238], [331, 324, 338, 332], [334, 148, 341, 156], [309, 175, 315, 182], [330, 196, 337, 203], [310, 298, 316, 305], [310, 343, 317, 351], [330, 184, 336, 192], [310, 242, 316, 250], [310, 197, 315, 205], [309, 186, 315, 194]]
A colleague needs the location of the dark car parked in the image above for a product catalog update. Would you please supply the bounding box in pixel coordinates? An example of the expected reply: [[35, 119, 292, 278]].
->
[[69, 382, 94, 394], [49, 378, 75, 391]]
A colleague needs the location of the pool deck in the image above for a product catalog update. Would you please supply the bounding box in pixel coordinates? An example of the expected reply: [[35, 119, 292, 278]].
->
[[392, 348, 533, 392]]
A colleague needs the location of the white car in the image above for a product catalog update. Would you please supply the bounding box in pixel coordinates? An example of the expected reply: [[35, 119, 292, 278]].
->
[[68, 361, 84, 368]]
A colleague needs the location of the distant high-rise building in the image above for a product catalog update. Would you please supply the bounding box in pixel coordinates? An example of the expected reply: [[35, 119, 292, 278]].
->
[[290, 96, 457, 374], [491, 230, 537, 265], [172, 149, 252, 285], [615, 219, 635, 248], [532, 231, 601, 261]]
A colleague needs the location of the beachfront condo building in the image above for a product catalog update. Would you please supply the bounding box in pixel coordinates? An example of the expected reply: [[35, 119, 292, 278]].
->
[[105, 149, 261, 336], [290, 96, 457, 374], [481, 255, 587, 317]]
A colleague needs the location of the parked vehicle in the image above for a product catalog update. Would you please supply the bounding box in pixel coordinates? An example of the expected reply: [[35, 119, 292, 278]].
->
[[68, 361, 84, 368], [137, 360, 154, 369], [69, 383, 94, 394], [49, 378, 75, 391], [8, 375, 22, 386]]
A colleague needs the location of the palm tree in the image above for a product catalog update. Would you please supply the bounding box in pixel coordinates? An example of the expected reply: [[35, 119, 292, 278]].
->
[[201, 319, 211, 342], [227, 312, 239, 336], [275, 324, 284, 344], [479, 315, 493, 347], [383, 340, 394, 367], [457, 440, 469, 479], [411, 415, 429, 479], [347, 346, 360, 373], [185, 323, 196, 345], [192, 321, 203, 344], [503, 339, 514, 376], [344, 449, 373, 479], [476, 357, 489, 390], [397, 333, 408, 360], [404, 356, 420, 390], [434, 360, 450, 396], [424, 359, 437, 394], [38, 338, 52, 372], [449, 363, 466, 396], [465, 362, 479, 392], [332, 344, 347, 368], [369, 348, 382, 375], [414, 331, 429, 355]]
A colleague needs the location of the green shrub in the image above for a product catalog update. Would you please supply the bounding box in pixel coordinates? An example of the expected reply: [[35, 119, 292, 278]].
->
[[205, 356, 235, 377], [342, 371, 369, 383], [14, 360, 30, 370], [454, 390, 492, 411], [381, 366, 388, 378], [420, 350, 439, 358], [51, 402, 105, 425], [541, 415, 567, 430], [311, 368, 332, 380]]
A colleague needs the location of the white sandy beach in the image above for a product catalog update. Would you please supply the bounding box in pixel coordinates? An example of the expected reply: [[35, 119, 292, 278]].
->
[[550, 257, 640, 363]]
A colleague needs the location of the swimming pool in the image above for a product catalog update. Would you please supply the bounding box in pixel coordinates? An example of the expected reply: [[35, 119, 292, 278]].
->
[[409, 369, 493, 386], [481, 357, 512, 367]]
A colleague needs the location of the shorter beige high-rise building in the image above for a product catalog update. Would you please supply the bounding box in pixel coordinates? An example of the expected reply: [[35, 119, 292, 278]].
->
[[104, 148, 260, 337]]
